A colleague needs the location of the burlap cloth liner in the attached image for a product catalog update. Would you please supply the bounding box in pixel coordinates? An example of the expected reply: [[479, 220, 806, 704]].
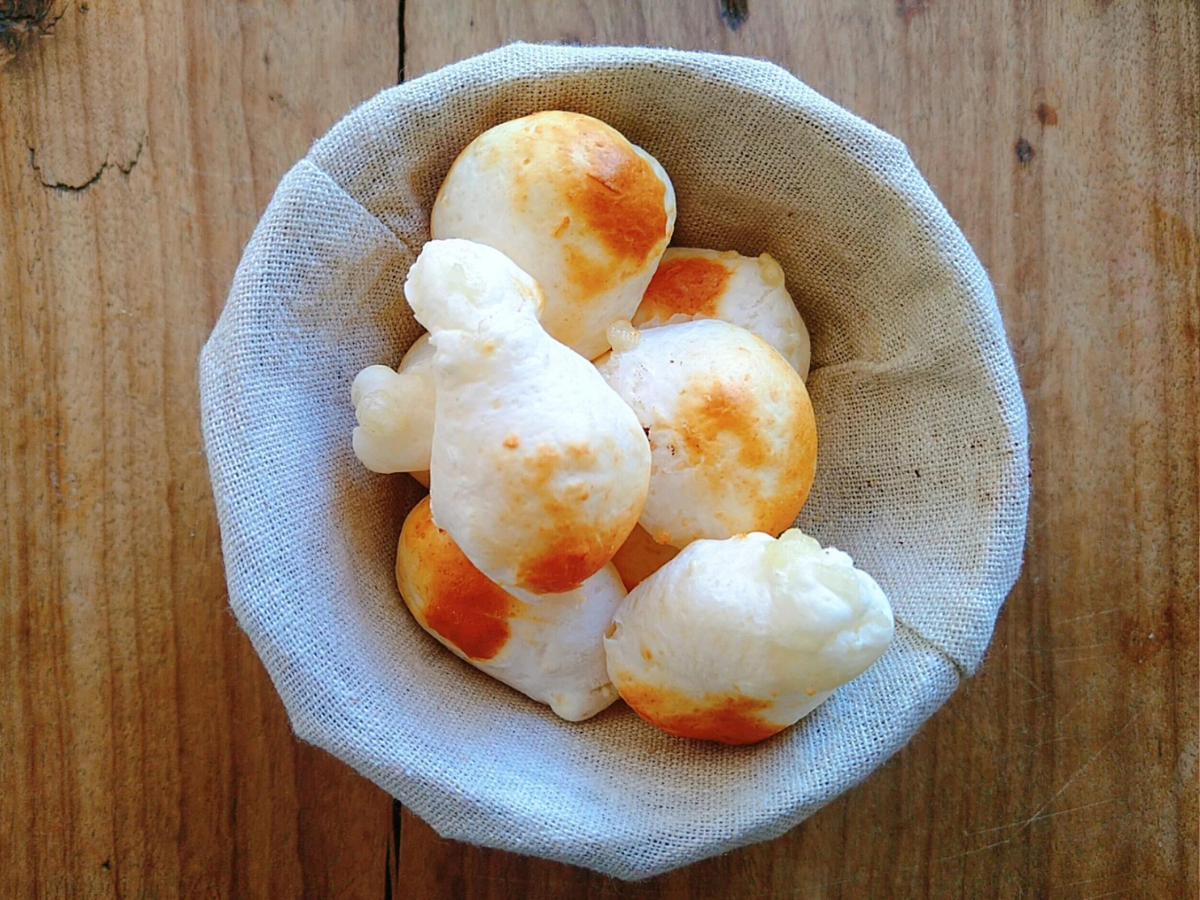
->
[[199, 43, 1029, 879]]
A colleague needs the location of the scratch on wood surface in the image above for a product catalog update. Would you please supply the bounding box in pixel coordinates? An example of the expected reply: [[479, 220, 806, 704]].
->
[[931, 837, 1015, 864], [965, 798, 1119, 836], [1054, 875, 1111, 890], [1052, 607, 1119, 626], [1049, 654, 1114, 666], [1047, 685, 1099, 733], [1051, 642, 1111, 652], [1010, 667, 1045, 698], [1078, 888, 1137, 900], [1031, 732, 1079, 748], [1022, 715, 1139, 827]]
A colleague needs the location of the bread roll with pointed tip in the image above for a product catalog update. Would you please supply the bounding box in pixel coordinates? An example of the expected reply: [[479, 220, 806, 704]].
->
[[604, 529, 895, 744], [350, 334, 436, 474], [634, 248, 811, 379], [406, 238, 651, 594], [398, 498, 623, 721], [595, 318, 817, 549], [431, 111, 676, 359]]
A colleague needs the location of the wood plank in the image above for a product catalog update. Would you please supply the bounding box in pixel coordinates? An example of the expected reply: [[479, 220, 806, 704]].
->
[[0, 1, 399, 897], [398, 2, 1199, 897]]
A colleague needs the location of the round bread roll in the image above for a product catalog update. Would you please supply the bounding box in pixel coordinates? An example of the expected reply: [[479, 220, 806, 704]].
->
[[398, 497, 623, 721], [595, 318, 817, 549], [406, 239, 651, 594], [349, 334, 436, 474], [604, 529, 895, 744], [431, 111, 676, 359], [633, 248, 811, 378]]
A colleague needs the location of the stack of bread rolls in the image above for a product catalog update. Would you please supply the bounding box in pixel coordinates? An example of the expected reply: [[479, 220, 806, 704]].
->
[[350, 111, 894, 744]]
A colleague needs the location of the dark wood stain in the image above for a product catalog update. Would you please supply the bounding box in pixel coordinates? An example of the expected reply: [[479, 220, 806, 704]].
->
[[1015, 137, 1035, 164], [1036, 102, 1058, 126], [1120, 608, 1173, 665], [719, 0, 748, 31], [896, 0, 931, 23], [0, 0, 57, 62]]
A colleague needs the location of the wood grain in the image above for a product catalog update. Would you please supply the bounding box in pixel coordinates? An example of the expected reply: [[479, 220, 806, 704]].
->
[[398, 2, 1199, 898], [0, 1, 398, 898]]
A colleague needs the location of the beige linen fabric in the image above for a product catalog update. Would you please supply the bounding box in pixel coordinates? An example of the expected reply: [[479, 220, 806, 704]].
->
[[199, 43, 1029, 879]]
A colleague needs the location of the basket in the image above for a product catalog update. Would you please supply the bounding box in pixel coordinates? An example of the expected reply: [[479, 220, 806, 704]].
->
[[199, 42, 1029, 879]]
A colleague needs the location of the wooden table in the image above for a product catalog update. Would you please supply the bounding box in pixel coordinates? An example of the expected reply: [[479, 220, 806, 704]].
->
[[2, 1, 1196, 897]]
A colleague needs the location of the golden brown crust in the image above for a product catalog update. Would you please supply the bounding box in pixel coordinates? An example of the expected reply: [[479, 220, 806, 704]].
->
[[635, 255, 732, 321], [676, 378, 773, 470], [671, 355, 817, 537], [515, 536, 611, 595], [768, 382, 818, 532], [502, 441, 639, 594], [397, 497, 523, 661], [504, 113, 668, 299], [612, 675, 785, 745]]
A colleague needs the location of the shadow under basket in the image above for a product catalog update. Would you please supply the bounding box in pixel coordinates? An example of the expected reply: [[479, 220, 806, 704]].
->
[[199, 42, 1029, 880]]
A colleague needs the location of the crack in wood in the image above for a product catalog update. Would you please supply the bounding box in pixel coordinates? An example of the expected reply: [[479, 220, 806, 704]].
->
[[27, 132, 146, 191], [386, 8, 406, 888], [385, 797, 403, 897], [397, 0, 405, 83]]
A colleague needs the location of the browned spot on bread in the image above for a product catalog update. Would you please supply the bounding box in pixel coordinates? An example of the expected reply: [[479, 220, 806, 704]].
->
[[569, 125, 666, 264], [614, 677, 784, 745], [611, 523, 680, 590], [507, 113, 667, 297], [677, 379, 771, 470], [506, 441, 634, 593], [396, 497, 521, 661], [527, 443, 564, 484], [771, 380, 818, 529], [552, 215, 571, 238], [502, 434, 520, 449], [635, 256, 731, 322], [564, 442, 598, 465], [563, 244, 620, 298], [740, 380, 817, 536], [516, 535, 613, 594], [674, 359, 817, 536]]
